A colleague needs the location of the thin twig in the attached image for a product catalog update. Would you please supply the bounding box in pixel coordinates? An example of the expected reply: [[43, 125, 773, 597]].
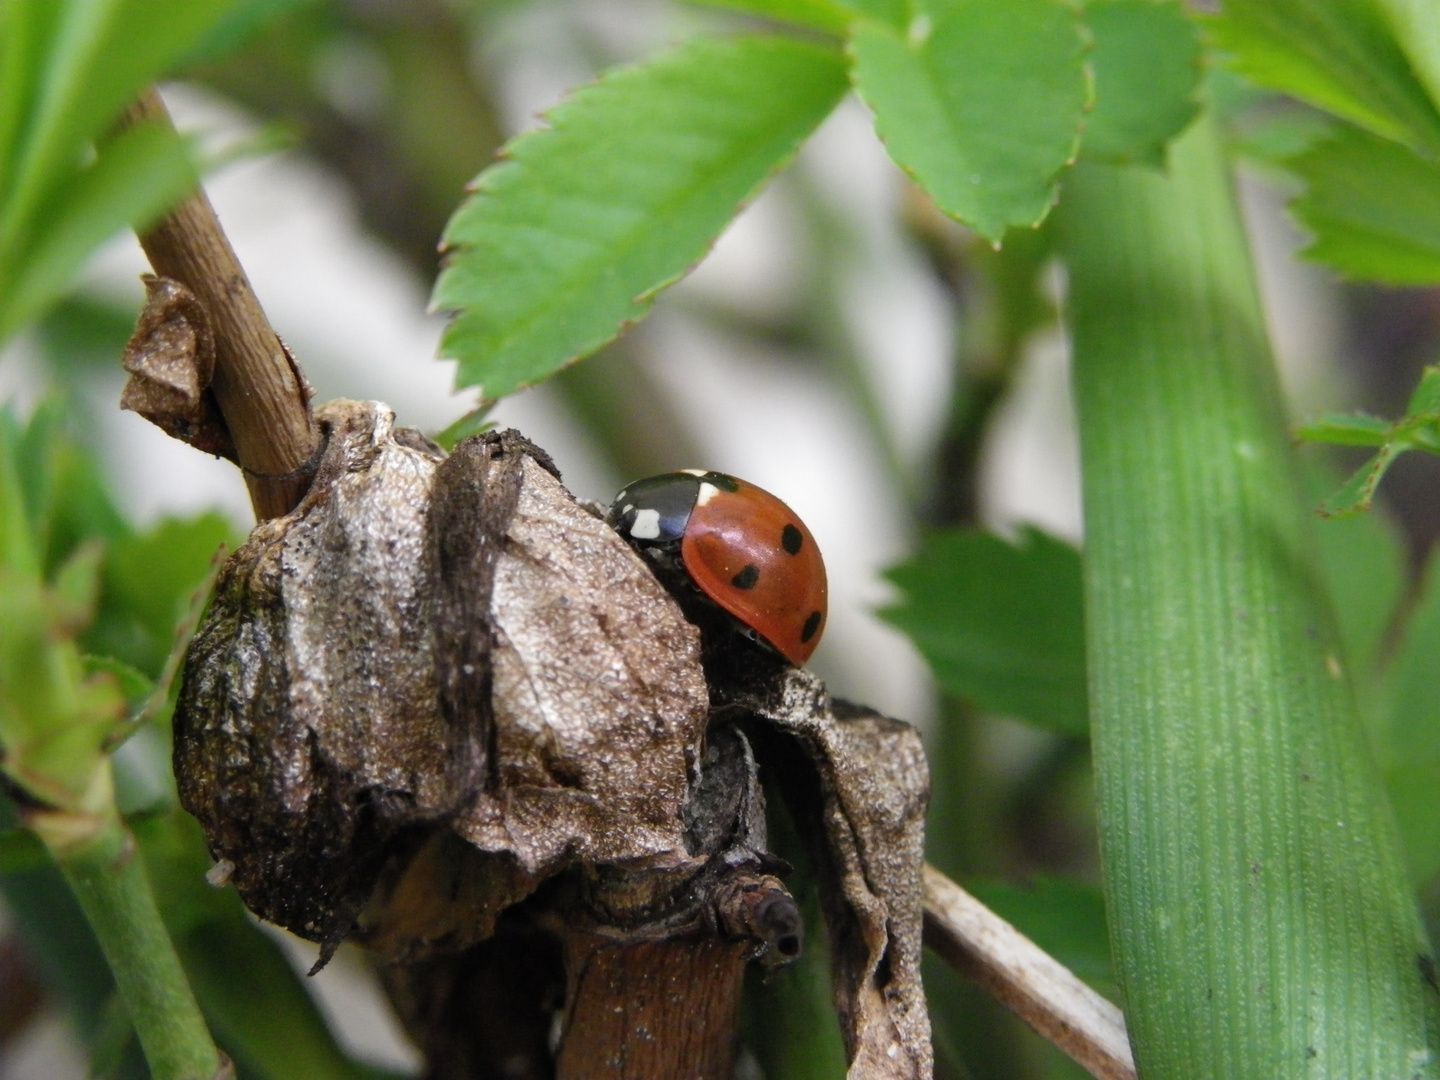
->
[[922, 864, 1136, 1080], [118, 90, 319, 521]]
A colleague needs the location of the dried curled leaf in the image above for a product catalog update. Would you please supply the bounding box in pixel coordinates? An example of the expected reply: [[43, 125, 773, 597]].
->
[[738, 670, 932, 1080], [120, 275, 236, 461]]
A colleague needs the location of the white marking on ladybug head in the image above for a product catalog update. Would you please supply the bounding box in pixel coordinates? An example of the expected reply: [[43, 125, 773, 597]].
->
[[680, 468, 707, 476], [697, 482, 720, 506], [622, 504, 634, 515], [629, 508, 662, 539]]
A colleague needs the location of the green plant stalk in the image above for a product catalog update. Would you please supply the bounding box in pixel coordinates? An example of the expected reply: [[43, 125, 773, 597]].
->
[[1061, 114, 1440, 1077], [55, 809, 222, 1080]]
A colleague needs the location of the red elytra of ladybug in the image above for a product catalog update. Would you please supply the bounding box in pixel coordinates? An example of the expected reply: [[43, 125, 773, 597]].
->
[[606, 471, 828, 666]]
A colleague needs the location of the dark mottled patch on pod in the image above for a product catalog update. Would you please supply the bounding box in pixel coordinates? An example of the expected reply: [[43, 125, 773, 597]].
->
[[174, 402, 507, 958]]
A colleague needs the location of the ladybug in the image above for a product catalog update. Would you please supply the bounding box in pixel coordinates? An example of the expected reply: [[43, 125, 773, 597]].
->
[[606, 470, 828, 666]]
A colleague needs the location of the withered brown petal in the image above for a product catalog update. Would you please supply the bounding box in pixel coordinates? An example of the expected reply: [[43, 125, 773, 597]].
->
[[453, 449, 710, 877], [174, 400, 481, 950], [120, 275, 237, 462]]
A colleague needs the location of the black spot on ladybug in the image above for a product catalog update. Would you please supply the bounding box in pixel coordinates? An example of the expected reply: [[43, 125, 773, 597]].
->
[[731, 564, 760, 590], [801, 611, 822, 643], [781, 524, 803, 555]]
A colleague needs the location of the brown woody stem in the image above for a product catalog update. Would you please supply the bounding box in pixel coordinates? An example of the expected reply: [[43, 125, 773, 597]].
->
[[922, 864, 1135, 1080], [120, 90, 319, 521], [556, 933, 750, 1080]]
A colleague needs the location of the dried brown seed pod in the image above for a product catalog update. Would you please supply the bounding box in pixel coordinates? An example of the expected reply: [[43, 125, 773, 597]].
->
[[173, 399, 932, 1079], [175, 402, 711, 957], [174, 400, 468, 951]]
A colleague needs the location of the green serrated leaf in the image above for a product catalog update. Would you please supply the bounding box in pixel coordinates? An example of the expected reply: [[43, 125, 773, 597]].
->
[[1288, 124, 1440, 285], [1294, 412, 1393, 446], [881, 526, 1087, 736], [1080, 0, 1202, 165], [850, 0, 1088, 242], [1206, 0, 1440, 155], [1376, 548, 1440, 883], [432, 35, 848, 402], [1319, 443, 1404, 517], [88, 512, 233, 678], [1405, 364, 1440, 417], [1230, 104, 1338, 166]]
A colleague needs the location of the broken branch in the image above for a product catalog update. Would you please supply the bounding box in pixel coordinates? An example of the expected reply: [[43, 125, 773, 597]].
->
[[922, 864, 1135, 1080], [118, 89, 319, 521]]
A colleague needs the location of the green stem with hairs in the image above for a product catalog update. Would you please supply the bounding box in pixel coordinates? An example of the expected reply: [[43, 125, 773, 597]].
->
[[53, 813, 223, 1080]]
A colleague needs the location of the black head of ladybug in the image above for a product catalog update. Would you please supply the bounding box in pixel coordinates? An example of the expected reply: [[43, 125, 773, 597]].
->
[[606, 470, 827, 666]]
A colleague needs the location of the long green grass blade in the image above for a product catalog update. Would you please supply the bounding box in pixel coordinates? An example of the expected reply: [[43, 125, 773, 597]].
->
[[1061, 114, 1440, 1078], [0, 118, 195, 342], [0, 0, 231, 260], [1376, 548, 1440, 885], [0, 0, 62, 206]]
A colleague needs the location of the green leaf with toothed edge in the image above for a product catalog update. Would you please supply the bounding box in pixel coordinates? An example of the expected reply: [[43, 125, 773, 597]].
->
[[1080, 0, 1202, 166], [881, 526, 1088, 737], [1302, 366, 1440, 517], [1318, 443, 1403, 518], [1205, 0, 1440, 155], [432, 35, 849, 403], [1287, 124, 1440, 286], [1295, 413, 1393, 447], [848, 0, 1089, 242]]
